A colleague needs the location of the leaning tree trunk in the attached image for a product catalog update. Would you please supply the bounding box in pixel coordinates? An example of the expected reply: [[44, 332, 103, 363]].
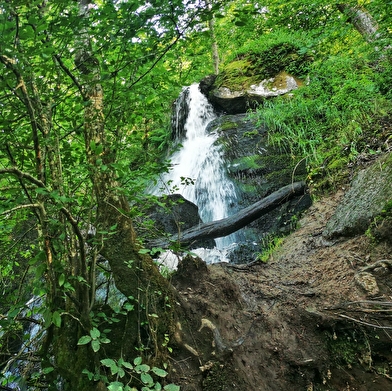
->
[[51, 2, 177, 390], [149, 181, 307, 248], [337, 3, 380, 42]]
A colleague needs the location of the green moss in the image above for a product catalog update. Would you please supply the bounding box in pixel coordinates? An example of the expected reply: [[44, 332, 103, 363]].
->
[[214, 58, 260, 90], [231, 155, 262, 171], [366, 198, 392, 244], [218, 120, 239, 131], [325, 329, 370, 368], [214, 40, 311, 92]]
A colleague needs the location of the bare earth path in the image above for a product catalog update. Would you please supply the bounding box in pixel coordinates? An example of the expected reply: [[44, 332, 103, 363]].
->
[[171, 190, 392, 391]]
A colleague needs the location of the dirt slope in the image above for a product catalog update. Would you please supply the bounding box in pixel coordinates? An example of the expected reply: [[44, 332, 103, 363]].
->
[[170, 190, 392, 391]]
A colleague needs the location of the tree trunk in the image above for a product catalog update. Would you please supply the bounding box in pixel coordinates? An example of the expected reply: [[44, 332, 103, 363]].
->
[[205, 0, 220, 74], [50, 2, 178, 390], [150, 181, 307, 248], [337, 4, 379, 42]]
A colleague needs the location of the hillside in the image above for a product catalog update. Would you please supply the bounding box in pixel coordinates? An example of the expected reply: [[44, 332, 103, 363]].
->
[[169, 166, 392, 390]]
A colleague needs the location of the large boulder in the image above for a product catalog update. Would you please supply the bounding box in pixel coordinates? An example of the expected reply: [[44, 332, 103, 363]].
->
[[207, 71, 303, 114], [146, 194, 216, 249], [323, 153, 392, 239], [201, 41, 311, 114]]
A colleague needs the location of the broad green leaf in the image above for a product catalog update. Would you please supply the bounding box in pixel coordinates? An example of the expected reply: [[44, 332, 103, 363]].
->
[[134, 364, 150, 373], [151, 367, 168, 378], [77, 335, 92, 345], [91, 340, 101, 352], [90, 327, 100, 339], [140, 372, 154, 386], [52, 311, 62, 327], [108, 381, 124, 391], [133, 356, 142, 366], [121, 361, 133, 370], [101, 358, 117, 368]]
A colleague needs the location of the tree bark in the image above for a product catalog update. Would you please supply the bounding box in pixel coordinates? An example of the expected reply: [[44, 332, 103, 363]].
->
[[205, 0, 220, 74], [49, 2, 178, 390], [150, 181, 307, 248], [337, 4, 379, 42]]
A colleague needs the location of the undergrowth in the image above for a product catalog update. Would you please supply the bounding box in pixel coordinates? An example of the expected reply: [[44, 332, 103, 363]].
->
[[249, 35, 392, 193]]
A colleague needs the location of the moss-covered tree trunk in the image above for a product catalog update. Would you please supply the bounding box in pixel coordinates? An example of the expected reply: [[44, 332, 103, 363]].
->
[[49, 2, 177, 390]]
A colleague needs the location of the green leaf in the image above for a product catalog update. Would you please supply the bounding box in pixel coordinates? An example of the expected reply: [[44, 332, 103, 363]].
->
[[123, 303, 134, 312], [91, 339, 101, 352], [35, 263, 47, 279], [42, 366, 54, 374], [82, 369, 93, 381], [140, 372, 154, 386], [52, 311, 62, 327], [151, 367, 168, 378], [108, 381, 124, 391], [58, 273, 65, 287], [134, 364, 150, 373], [133, 356, 142, 366], [101, 358, 117, 368], [90, 327, 100, 339], [77, 335, 92, 345], [120, 360, 133, 370], [163, 385, 180, 391]]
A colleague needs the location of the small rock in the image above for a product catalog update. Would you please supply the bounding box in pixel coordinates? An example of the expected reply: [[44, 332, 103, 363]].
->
[[354, 272, 380, 296]]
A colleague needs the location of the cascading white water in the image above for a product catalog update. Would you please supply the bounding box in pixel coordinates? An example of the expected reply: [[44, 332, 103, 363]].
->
[[155, 83, 239, 251]]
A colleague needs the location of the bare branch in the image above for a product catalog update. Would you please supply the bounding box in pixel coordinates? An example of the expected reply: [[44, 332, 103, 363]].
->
[[337, 313, 392, 330], [0, 167, 46, 188], [0, 203, 42, 216], [53, 54, 86, 99]]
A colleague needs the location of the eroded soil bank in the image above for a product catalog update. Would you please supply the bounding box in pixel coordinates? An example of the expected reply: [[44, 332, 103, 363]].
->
[[169, 190, 392, 391]]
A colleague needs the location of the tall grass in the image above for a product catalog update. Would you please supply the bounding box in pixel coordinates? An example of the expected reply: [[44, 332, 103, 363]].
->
[[252, 50, 391, 188]]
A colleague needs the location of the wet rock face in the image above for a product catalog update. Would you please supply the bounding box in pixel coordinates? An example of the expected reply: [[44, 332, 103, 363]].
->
[[323, 152, 392, 239], [207, 114, 311, 260]]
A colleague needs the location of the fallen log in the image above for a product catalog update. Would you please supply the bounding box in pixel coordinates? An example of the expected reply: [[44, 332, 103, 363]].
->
[[149, 181, 307, 249]]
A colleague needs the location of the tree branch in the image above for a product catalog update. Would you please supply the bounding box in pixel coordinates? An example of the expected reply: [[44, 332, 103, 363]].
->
[[0, 203, 42, 216], [0, 55, 45, 182], [53, 54, 86, 99], [0, 167, 46, 188]]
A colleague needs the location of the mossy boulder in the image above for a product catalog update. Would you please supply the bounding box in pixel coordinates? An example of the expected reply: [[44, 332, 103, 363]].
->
[[202, 41, 311, 114], [323, 152, 392, 239]]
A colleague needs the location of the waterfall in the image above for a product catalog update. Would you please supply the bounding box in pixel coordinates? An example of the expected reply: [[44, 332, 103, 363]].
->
[[155, 83, 239, 252]]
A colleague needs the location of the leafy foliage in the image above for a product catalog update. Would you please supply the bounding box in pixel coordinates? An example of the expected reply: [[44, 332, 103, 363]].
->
[[0, 0, 210, 389], [1, 0, 392, 389]]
